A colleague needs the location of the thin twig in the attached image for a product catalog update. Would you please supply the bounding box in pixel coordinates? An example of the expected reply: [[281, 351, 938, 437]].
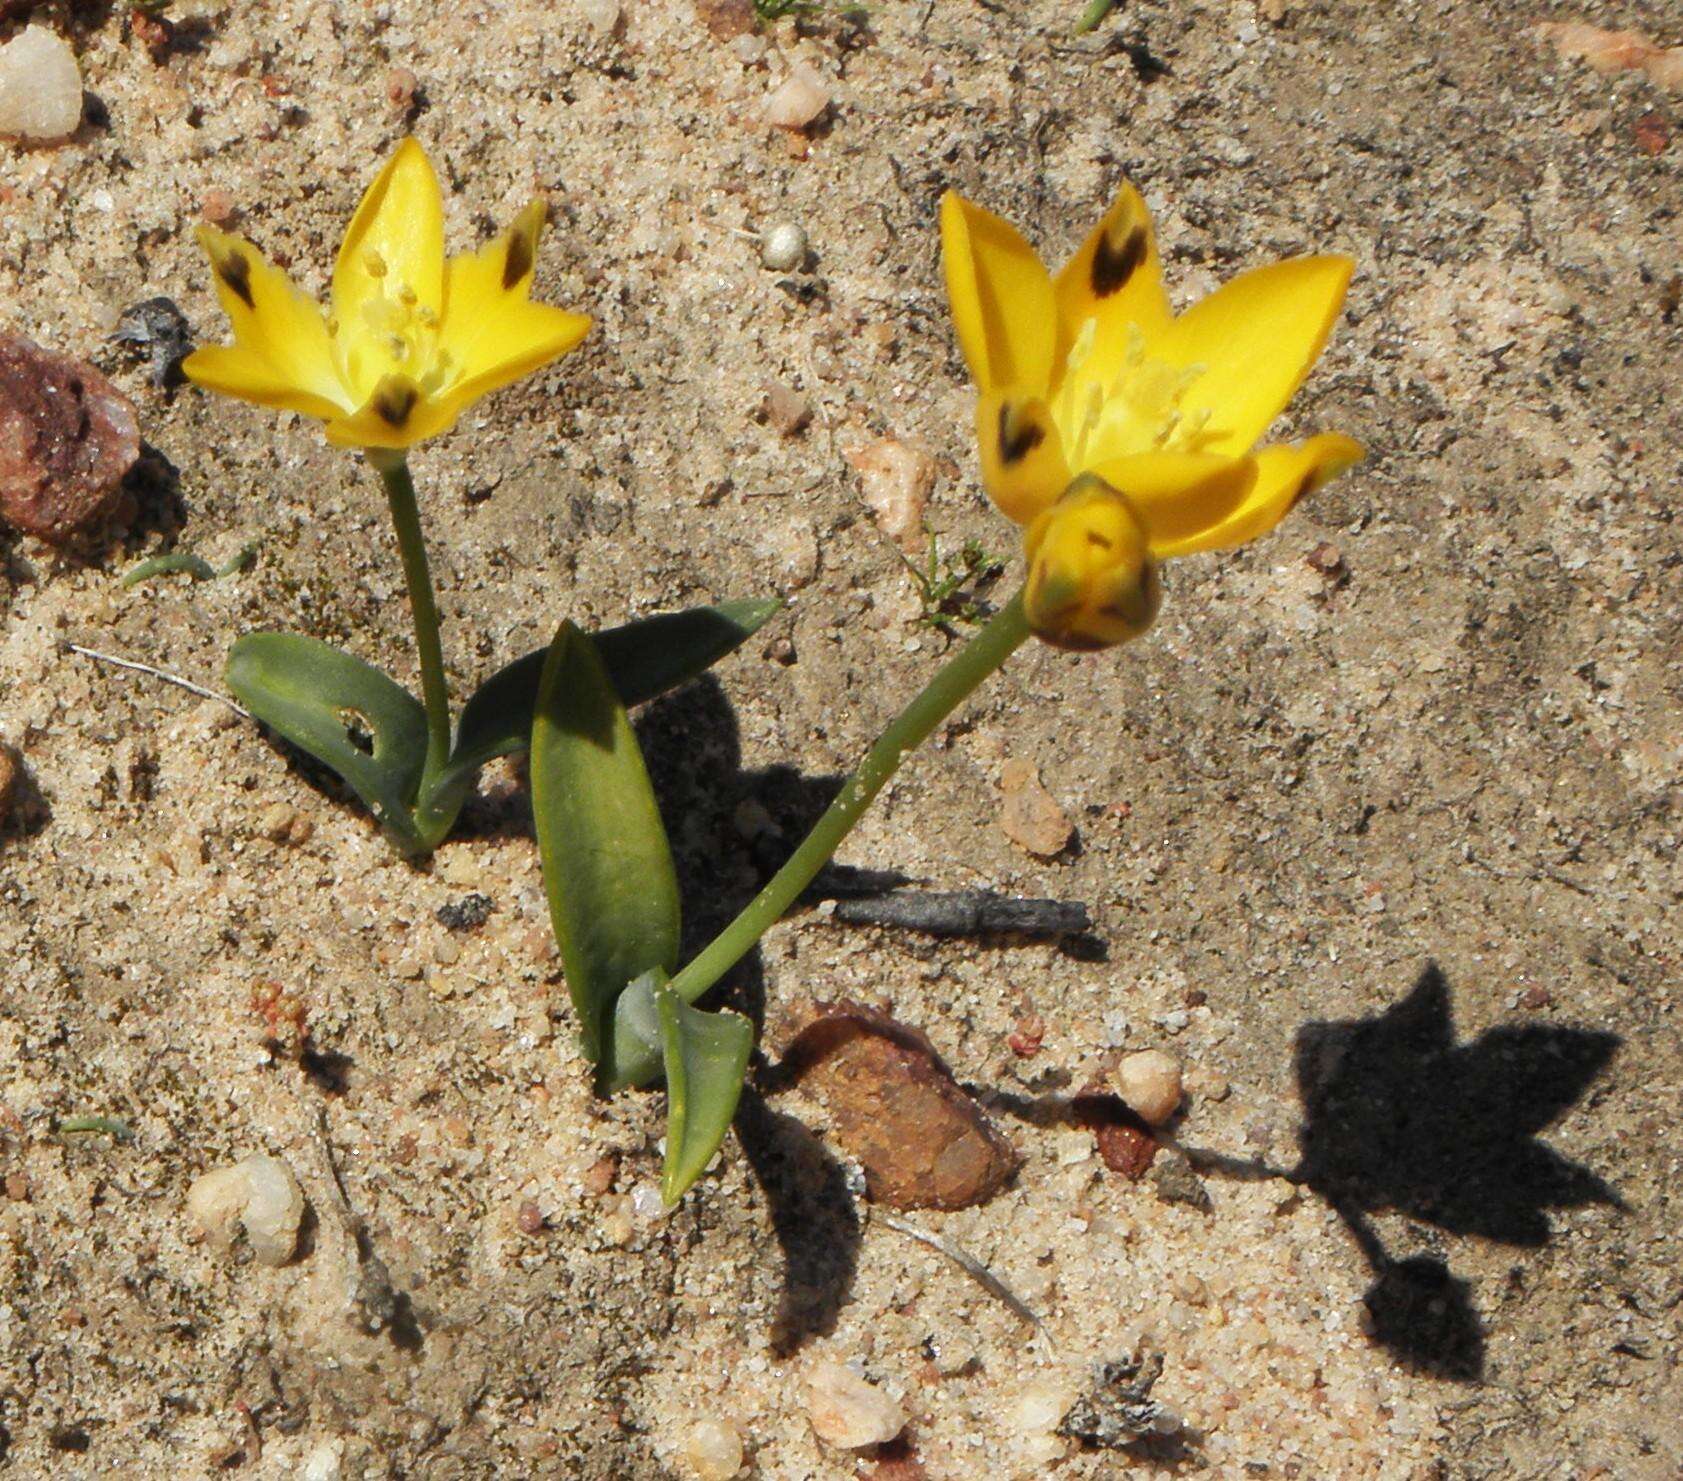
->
[[875, 1211, 1044, 1331], [62, 642, 249, 718]]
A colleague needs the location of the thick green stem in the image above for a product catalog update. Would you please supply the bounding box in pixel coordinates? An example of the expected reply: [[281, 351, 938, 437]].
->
[[667, 591, 1032, 1005], [374, 455, 453, 841]]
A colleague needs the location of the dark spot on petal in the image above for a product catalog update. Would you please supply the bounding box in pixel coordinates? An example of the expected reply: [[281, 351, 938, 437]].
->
[[502, 229, 534, 291], [997, 402, 1046, 467], [375, 382, 419, 427], [216, 249, 255, 309], [1090, 225, 1147, 300], [1085, 530, 1113, 550]]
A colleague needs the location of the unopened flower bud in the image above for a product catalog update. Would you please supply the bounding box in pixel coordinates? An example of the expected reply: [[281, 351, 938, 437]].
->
[[1022, 474, 1161, 651]]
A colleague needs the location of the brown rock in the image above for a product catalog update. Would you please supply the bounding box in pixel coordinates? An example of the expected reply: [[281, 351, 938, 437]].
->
[[999, 759, 1074, 857], [694, 0, 755, 41], [776, 1001, 1018, 1210], [758, 380, 811, 437], [1072, 1082, 1158, 1180], [0, 741, 17, 823], [1634, 111, 1671, 156], [0, 332, 140, 543]]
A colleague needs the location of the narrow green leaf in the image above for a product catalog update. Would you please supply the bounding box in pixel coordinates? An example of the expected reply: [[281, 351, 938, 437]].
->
[[530, 621, 681, 1065], [655, 982, 754, 1206], [227, 633, 429, 851], [440, 598, 782, 797]]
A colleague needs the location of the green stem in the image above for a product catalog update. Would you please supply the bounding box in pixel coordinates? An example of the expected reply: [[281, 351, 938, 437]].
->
[[374, 454, 453, 841], [667, 591, 1032, 1005]]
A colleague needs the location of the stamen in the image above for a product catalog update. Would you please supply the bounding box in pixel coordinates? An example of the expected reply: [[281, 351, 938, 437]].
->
[[363, 249, 388, 278]]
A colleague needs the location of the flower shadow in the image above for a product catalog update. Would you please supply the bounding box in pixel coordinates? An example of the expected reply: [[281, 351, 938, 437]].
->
[[1186, 962, 1621, 1381]]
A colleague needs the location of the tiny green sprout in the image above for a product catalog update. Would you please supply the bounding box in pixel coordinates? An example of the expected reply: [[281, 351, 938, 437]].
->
[[753, 0, 865, 23], [904, 533, 1006, 637], [121, 540, 259, 589], [56, 1115, 135, 1141], [1074, 0, 1118, 33]]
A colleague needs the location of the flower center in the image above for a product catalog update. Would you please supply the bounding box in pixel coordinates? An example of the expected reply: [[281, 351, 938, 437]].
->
[[1053, 319, 1214, 468], [333, 249, 454, 401]]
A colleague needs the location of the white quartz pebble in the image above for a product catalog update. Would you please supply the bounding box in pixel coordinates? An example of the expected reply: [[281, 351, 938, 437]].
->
[[0, 27, 82, 143]]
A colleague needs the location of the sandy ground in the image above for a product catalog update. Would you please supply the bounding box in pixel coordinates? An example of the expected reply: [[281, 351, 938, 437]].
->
[[2, 0, 1681, 1475]]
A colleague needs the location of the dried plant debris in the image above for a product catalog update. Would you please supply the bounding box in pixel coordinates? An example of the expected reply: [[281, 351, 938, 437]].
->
[[774, 1001, 1018, 1209], [0, 332, 140, 542], [825, 887, 1090, 940], [112, 297, 194, 390], [1147, 1145, 1213, 1213], [1058, 1351, 1185, 1450]]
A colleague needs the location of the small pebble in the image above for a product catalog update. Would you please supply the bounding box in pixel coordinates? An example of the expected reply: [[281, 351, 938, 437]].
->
[[0, 26, 82, 142], [1009, 1377, 1074, 1435], [845, 438, 933, 555], [682, 1417, 744, 1480], [730, 32, 769, 65], [764, 63, 830, 131], [575, 0, 622, 35], [760, 220, 808, 271], [384, 66, 418, 112], [1113, 1049, 1183, 1126], [695, 0, 757, 41], [758, 380, 811, 436], [999, 758, 1075, 858], [186, 1153, 306, 1266], [805, 1361, 906, 1450]]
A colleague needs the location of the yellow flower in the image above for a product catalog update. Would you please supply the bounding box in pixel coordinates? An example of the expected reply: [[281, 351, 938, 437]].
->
[[941, 184, 1363, 646], [184, 139, 591, 450]]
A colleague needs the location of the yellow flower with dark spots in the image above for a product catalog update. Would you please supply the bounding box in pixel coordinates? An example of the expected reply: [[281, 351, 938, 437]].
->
[[184, 139, 591, 450], [941, 183, 1362, 646]]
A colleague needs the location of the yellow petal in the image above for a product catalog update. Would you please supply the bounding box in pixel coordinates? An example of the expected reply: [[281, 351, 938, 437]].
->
[[1085, 451, 1260, 557], [332, 138, 446, 337], [430, 301, 592, 426], [975, 388, 1072, 525], [1022, 475, 1161, 651], [181, 344, 349, 422], [438, 200, 590, 392], [939, 191, 1057, 396], [1151, 432, 1364, 558], [1052, 182, 1173, 391], [192, 227, 350, 412], [1150, 255, 1354, 457], [322, 374, 456, 451]]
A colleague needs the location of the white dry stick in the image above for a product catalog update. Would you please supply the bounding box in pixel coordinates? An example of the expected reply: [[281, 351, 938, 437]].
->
[[62, 642, 250, 718], [875, 1210, 1046, 1334]]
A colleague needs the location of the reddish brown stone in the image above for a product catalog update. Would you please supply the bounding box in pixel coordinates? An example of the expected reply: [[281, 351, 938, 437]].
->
[[1072, 1081, 1159, 1180], [776, 1001, 1018, 1210], [694, 0, 755, 40], [0, 331, 140, 543], [0, 741, 16, 823]]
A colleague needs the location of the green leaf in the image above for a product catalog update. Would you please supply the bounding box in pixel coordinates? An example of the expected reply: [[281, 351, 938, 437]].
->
[[604, 970, 667, 1092], [530, 621, 681, 1066], [654, 980, 754, 1206], [439, 598, 781, 797], [227, 633, 429, 852]]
